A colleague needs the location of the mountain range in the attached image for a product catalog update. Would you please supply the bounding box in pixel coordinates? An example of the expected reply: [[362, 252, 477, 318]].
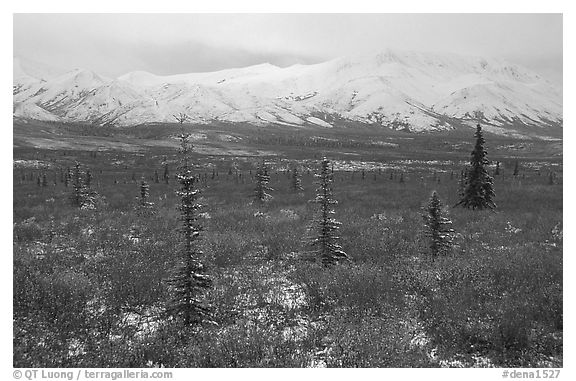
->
[[13, 50, 563, 137]]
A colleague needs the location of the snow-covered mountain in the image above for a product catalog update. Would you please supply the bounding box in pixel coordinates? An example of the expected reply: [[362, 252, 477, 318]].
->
[[13, 50, 563, 135]]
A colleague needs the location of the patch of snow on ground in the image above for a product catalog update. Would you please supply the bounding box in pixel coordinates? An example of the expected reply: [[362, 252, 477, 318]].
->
[[306, 117, 332, 128], [13, 159, 53, 169]]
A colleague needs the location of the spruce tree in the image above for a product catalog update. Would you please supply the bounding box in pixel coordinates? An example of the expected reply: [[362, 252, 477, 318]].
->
[[291, 166, 304, 192], [163, 163, 170, 184], [165, 131, 212, 326], [253, 161, 273, 202], [455, 124, 496, 210], [310, 158, 349, 266], [513, 161, 520, 177], [424, 191, 455, 259], [548, 171, 555, 185], [136, 178, 154, 214], [64, 167, 71, 188], [70, 162, 96, 209], [85, 169, 93, 188], [71, 162, 85, 207]]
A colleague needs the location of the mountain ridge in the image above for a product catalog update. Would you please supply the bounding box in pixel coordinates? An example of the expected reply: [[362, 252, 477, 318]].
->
[[13, 50, 562, 138]]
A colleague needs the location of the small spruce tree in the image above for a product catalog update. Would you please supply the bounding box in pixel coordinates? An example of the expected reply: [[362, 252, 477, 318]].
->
[[85, 169, 93, 188], [424, 191, 455, 259], [163, 163, 170, 184], [310, 157, 349, 266], [71, 162, 85, 207], [70, 162, 96, 209], [165, 131, 212, 326], [64, 167, 71, 188], [548, 171, 555, 185], [291, 166, 304, 192], [253, 161, 273, 202], [455, 124, 496, 210], [136, 178, 155, 215]]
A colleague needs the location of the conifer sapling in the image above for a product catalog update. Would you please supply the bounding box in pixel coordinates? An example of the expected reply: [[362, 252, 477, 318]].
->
[[424, 191, 455, 259], [310, 157, 349, 266], [291, 166, 304, 192], [136, 178, 155, 215], [253, 161, 273, 202]]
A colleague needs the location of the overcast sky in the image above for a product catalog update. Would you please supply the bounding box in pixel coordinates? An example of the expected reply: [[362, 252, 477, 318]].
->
[[13, 13, 563, 84]]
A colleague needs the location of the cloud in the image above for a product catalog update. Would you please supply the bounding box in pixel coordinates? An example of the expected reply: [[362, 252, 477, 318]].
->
[[13, 13, 562, 83], [128, 40, 323, 75]]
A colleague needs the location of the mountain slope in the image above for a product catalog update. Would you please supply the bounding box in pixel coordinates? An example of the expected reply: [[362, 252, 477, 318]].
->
[[13, 50, 562, 137]]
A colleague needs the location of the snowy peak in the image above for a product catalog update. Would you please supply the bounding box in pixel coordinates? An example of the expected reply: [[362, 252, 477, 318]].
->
[[13, 50, 562, 137], [117, 71, 164, 87], [119, 62, 281, 88]]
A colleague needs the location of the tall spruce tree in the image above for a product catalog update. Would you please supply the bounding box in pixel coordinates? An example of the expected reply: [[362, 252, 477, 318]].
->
[[310, 157, 349, 266], [455, 124, 496, 210], [253, 161, 273, 202], [424, 191, 455, 259], [165, 131, 212, 326]]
